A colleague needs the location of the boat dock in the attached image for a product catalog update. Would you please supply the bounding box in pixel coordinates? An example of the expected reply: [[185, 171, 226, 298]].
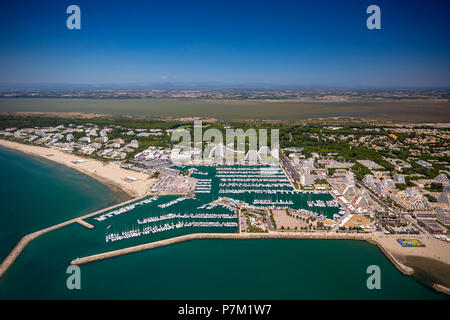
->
[[76, 219, 95, 229]]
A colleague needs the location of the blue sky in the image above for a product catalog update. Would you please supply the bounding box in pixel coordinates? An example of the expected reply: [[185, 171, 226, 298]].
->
[[0, 0, 449, 87]]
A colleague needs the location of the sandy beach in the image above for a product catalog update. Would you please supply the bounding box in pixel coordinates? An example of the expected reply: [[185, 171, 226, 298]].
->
[[375, 235, 450, 266], [0, 139, 156, 197]]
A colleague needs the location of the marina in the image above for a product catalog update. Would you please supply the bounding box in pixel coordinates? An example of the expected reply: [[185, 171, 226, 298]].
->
[[253, 199, 293, 206], [1, 0, 449, 300], [105, 221, 238, 243], [0, 163, 346, 270], [193, 165, 343, 218], [307, 200, 339, 208], [94, 196, 158, 222], [158, 196, 187, 208], [219, 189, 297, 194], [0, 149, 448, 299], [195, 179, 212, 193], [79, 165, 344, 251], [137, 213, 238, 224]]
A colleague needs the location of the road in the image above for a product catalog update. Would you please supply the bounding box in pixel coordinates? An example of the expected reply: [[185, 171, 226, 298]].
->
[[280, 154, 300, 183]]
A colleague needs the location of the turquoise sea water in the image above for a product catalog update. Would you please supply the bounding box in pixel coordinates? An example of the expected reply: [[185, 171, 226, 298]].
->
[[0, 147, 447, 299], [0, 146, 130, 261]]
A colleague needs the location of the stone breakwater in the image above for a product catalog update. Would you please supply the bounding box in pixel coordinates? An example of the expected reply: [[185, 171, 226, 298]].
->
[[433, 284, 450, 296], [368, 240, 414, 276], [71, 232, 444, 293], [0, 196, 143, 279], [70, 232, 374, 265]]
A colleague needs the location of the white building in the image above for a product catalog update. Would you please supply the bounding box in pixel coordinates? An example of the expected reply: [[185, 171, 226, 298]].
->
[[78, 136, 91, 143]]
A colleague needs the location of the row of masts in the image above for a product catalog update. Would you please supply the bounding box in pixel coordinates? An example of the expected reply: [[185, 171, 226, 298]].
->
[[94, 196, 159, 222], [137, 213, 238, 224], [105, 220, 238, 243]]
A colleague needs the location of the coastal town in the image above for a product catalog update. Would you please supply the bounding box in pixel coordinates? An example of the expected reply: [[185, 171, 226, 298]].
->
[[0, 115, 449, 295], [2, 0, 450, 303], [0, 117, 449, 237]]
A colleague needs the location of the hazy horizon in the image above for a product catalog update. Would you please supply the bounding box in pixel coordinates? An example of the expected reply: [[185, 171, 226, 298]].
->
[[1, 0, 449, 87], [1, 82, 450, 91]]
